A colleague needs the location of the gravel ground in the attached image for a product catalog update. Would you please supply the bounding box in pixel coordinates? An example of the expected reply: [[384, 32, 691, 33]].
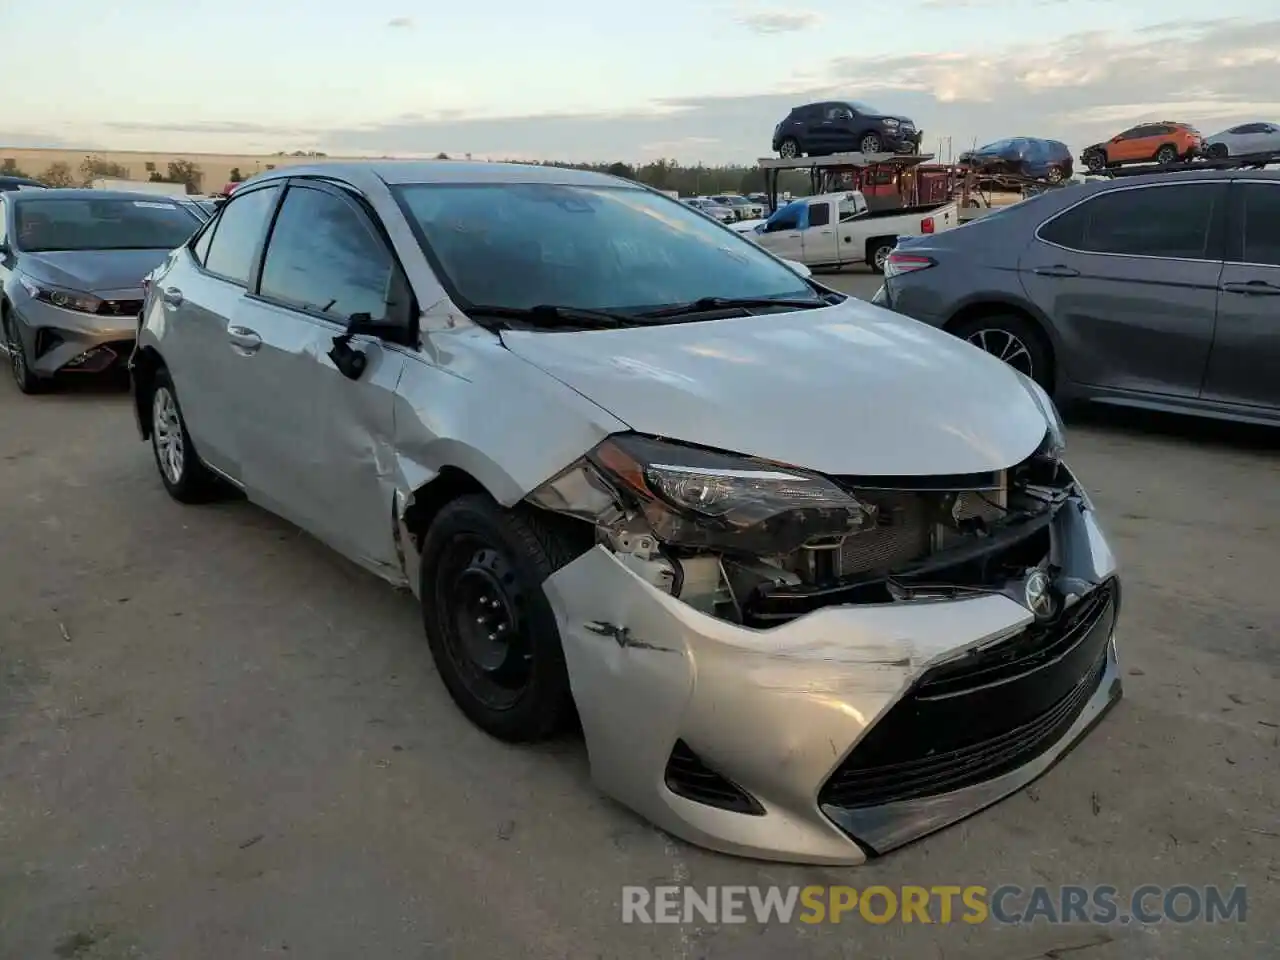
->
[[1, 273, 1277, 959]]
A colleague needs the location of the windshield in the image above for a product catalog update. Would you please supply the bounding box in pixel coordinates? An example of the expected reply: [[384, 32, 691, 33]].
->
[[394, 182, 814, 313], [15, 198, 199, 252]]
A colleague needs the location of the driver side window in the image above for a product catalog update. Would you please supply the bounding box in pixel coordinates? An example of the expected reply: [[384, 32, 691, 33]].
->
[[765, 214, 799, 232]]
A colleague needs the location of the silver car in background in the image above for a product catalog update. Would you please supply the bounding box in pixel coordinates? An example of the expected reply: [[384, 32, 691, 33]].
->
[[1203, 121, 1280, 158], [1, 189, 202, 392], [131, 161, 1121, 865], [681, 196, 737, 223]]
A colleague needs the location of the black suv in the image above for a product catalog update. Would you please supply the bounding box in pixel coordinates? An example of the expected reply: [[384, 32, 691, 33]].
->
[[771, 101, 922, 158]]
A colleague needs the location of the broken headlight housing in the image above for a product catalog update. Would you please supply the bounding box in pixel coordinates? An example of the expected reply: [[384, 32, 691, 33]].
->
[[581, 433, 875, 556]]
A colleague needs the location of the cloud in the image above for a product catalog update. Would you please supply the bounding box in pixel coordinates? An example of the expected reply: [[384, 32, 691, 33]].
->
[[387, 16, 412, 28], [736, 10, 821, 33]]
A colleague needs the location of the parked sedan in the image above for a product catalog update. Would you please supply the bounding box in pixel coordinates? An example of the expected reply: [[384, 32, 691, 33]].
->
[[130, 160, 1120, 865], [682, 196, 736, 223], [1204, 121, 1280, 158], [958, 138, 1073, 183], [0, 190, 204, 392], [875, 171, 1280, 424], [772, 101, 921, 158]]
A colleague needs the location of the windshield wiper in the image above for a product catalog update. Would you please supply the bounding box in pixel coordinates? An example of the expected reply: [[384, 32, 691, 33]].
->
[[636, 296, 826, 319], [466, 303, 630, 329]]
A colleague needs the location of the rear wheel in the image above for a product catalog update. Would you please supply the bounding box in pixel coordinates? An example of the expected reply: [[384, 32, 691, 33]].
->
[[419, 495, 582, 743], [1155, 144, 1178, 165], [859, 132, 884, 154], [867, 239, 896, 275], [1045, 165, 1064, 183], [150, 367, 221, 503], [950, 313, 1054, 390], [778, 137, 800, 159]]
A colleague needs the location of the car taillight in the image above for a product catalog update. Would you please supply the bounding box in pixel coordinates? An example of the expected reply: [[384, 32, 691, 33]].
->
[[884, 252, 935, 278], [921, 216, 935, 234]]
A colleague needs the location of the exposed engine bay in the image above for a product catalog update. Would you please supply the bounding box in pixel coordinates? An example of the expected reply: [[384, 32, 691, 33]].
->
[[528, 430, 1081, 627]]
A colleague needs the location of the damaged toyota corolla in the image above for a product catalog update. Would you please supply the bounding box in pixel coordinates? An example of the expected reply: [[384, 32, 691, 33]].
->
[[130, 161, 1121, 865]]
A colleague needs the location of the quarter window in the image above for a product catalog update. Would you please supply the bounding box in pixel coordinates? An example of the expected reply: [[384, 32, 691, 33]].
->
[[203, 185, 280, 285], [259, 185, 402, 323], [1038, 184, 1221, 260], [1238, 183, 1280, 267], [191, 217, 215, 265]]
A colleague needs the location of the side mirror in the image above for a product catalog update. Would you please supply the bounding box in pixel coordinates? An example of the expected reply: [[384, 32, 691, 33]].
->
[[781, 258, 811, 278]]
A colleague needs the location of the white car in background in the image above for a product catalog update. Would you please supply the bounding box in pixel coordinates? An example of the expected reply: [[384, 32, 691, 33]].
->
[[710, 194, 766, 220], [1204, 122, 1280, 158], [682, 197, 736, 224]]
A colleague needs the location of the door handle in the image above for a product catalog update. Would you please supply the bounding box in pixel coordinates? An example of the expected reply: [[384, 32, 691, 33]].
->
[[1033, 265, 1080, 277], [227, 325, 262, 353], [1221, 280, 1280, 295], [161, 287, 183, 307], [820, 230, 833, 235]]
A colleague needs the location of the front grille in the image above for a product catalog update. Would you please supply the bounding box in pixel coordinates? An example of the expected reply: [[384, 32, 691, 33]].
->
[[818, 579, 1116, 811], [664, 740, 764, 815]]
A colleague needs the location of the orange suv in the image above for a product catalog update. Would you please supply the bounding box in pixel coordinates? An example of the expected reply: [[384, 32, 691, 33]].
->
[[1080, 122, 1203, 173]]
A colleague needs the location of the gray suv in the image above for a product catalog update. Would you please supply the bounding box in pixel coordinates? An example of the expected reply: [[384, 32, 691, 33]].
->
[[876, 170, 1280, 425]]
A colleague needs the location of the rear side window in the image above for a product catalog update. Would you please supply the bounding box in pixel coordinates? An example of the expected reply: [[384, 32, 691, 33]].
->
[[259, 185, 400, 322], [1038, 184, 1221, 259], [1238, 182, 1280, 267], [203, 185, 280, 285], [808, 202, 830, 227]]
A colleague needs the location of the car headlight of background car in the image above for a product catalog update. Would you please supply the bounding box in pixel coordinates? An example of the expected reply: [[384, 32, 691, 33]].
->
[[18, 274, 103, 314]]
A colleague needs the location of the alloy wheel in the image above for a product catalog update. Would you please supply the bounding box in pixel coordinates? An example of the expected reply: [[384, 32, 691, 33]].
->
[[860, 134, 883, 154], [873, 245, 892, 271], [779, 139, 798, 159], [152, 386, 185, 484], [8, 329, 26, 387], [966, 328, 1035, 379], [1046, 166, 1064, 183]]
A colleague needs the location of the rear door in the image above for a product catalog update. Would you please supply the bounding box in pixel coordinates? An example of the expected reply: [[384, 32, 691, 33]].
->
[[1019, 180, 1225, 397], [158, 182, 282, 483], [1201, 179, 1280, 411], [233, 178, 412, 571]]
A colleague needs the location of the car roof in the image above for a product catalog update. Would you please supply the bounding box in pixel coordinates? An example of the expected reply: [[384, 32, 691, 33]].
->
[[10, 188, 189, 203], [246, 160, 632, 189], [1087, 169, 1280, 190]]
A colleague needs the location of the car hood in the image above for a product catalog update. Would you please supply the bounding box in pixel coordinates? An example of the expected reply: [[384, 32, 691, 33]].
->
[[1082, 142, 1105, 153], [17, 249, 173, 293], [502, 300, 1049, 476]]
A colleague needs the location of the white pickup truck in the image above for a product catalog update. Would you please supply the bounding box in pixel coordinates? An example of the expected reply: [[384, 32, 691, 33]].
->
[[734, 190, 959, 274]]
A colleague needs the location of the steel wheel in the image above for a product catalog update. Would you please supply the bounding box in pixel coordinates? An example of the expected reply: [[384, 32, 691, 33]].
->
[[860, 133, 883, 154], [966, 328, 1036, 379], [435, 536, 536, 711], [152, 385, 185, 485]]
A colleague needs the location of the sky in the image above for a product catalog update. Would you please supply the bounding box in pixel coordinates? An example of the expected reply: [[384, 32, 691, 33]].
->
[[2, 1, 1277, 165]]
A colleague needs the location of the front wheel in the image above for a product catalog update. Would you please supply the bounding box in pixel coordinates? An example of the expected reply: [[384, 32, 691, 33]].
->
[[1207, 142, 1228, 159], [4, 313, 44, 394], [859, 133, 884, 154], [420, 495, 582, 743], [778, 137, 800, 159], [1083, 151, 1105, 173], [950, 313, 1054, 390], [150, 368, 221, 503], [1155, 144, 1178, 165]]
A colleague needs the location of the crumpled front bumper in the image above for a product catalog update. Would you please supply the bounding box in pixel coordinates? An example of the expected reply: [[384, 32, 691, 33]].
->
[[542, 498, 1120, 865]]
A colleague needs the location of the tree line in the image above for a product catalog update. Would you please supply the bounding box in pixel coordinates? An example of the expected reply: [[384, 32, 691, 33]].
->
[[3, 153, 815, 199]]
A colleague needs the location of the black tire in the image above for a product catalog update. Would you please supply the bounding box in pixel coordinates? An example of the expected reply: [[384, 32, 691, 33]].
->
[[419, 494, 582, 743], [949, 313, 1054, 391], [1045, 165, 1064, 183], [859, 132, 883, 154], [1083, 151, 1105, 173], [1155, 144, 1178, 165], [1207, 142, 1228, 159], [867, 238, 895, 275], [3, 309, 44, 394], [149, 367, 221, 503], [778, 137, 800, 159]]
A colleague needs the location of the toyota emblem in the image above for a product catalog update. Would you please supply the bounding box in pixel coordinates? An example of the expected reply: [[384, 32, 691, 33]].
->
[[1024, 570, 1055, 618]]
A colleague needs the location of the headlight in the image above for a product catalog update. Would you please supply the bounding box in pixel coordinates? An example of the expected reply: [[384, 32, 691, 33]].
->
[[883, 119, 899, 128], [1017, 373, 1066, 458], [18, 274, 102, 314], [584, 434, 875, 555]]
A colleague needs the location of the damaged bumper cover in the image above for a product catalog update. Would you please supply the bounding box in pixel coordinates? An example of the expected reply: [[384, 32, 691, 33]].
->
[[541, 492, 1120, 865]]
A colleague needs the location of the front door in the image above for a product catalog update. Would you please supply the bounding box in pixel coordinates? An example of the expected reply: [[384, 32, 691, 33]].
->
[[1201, 180, 1280, 411], [1021, 180, 1225, 398], [758, 205, 806, 262], [233, 179, 412, 573]]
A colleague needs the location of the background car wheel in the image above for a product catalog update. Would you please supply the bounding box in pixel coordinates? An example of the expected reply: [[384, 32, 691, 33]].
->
[[1084, 152, 1105, 173], [859, 133, 883, 154], [419, 494, 584, 743], [778, 138, 800, 159], [1045, 165, 1064, 183], [1155, 144, 1178, 165], [4, 312, 44, 394], [1207, 142, 1229, 159], [950, 313, 1054, 390], [149, 367, 220, 503], [867, 239, 895, 275]]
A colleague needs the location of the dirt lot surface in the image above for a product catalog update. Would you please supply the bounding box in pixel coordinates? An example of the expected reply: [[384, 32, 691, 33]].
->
[[2, 273, 1277, 959]]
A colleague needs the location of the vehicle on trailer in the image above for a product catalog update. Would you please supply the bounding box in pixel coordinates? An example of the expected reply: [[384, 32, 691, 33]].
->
[[0, 175, 46, 193], [1080, 122, 1202, 173], [1203, 122, 1280, 159], [130, 160, 1121, 865], [0, 189, 204, 393], [772, 101, 922, 158], [874, 168, 1280, 424], [681, 196, 736, 223], [959, 138, 1073, 183]]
